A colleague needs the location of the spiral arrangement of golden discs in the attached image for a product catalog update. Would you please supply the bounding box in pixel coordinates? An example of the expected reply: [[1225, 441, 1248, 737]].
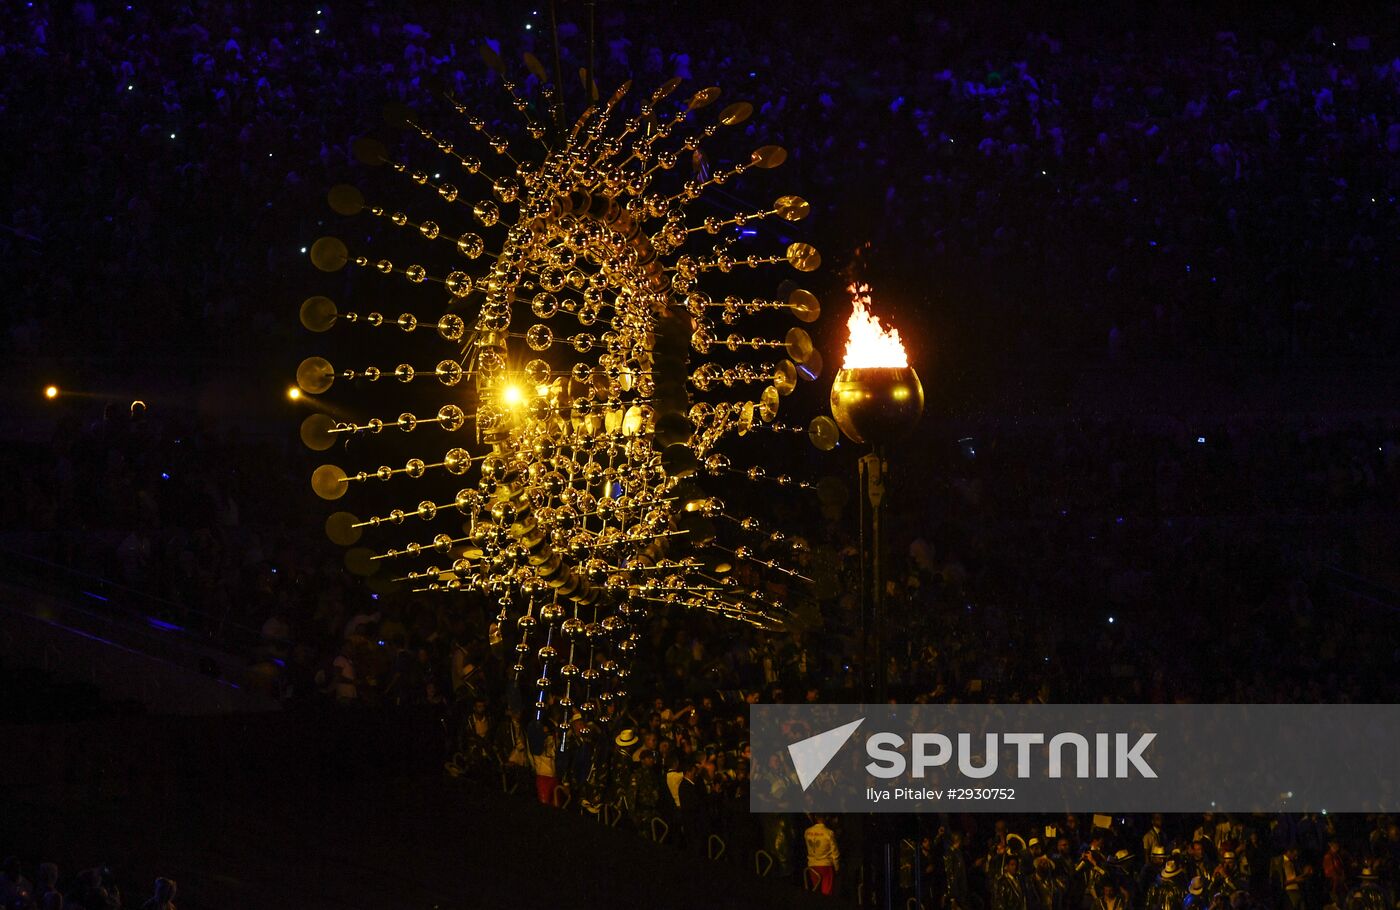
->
[[296, 49, 833, 732]]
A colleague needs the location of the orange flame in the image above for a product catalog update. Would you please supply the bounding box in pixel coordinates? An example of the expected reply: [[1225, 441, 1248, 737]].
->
[[841, 283, 908, 369]]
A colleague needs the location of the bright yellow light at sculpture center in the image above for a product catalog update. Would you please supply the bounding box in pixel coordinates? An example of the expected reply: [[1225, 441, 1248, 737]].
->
[[44, 385, 59, 400], [842, 282, 909, 369], [287, 386, 302, 401], [501, 384, 525, 407]]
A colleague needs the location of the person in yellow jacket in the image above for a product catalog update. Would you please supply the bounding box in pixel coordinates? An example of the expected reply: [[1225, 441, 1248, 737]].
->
[[805, 816, 840, 896]]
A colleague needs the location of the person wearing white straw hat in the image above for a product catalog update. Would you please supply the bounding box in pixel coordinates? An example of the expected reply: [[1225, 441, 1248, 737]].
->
[[1183, 876, 1209, 910], [1143, 859, 1188, 910], [1342, 867, 1389, 910]]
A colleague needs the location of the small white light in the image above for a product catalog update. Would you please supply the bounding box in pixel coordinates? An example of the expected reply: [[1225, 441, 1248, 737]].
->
[[169, 132, 176, 139], [300, 247, 308, 254]]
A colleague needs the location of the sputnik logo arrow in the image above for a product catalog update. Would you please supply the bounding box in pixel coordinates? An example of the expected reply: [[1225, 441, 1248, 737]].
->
[[788, 717, 865, 791]]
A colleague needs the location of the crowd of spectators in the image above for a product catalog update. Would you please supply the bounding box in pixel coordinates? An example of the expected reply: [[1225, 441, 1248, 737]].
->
[[4, 1, 1400, 372], [0, 858, 176, 910], [5, 397, 1396, 710], [428, 692, 1400, 907]]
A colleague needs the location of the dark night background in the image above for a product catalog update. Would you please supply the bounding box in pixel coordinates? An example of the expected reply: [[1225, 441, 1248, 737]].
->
[[1, 1, 1398, 908]]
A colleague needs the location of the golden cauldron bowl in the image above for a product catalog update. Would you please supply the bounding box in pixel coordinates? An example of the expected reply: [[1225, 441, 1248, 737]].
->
[[829, 366, 925, 445]]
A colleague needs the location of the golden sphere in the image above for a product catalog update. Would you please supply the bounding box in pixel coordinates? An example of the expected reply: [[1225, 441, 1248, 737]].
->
[[829, 366, 925, 445]]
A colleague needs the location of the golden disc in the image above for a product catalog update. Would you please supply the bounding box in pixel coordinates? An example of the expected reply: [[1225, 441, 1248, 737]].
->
[[352, 137, 388, 166], [609, 80, 633, 105], [718, 101, 753, 126], [327, 184, 365, 216], [345, 547, 375, 576], [774, 195, 810, 221], [523, 52, 548, 83], [325, 511, 363, 546], [309, 236, 349, 273], [528, 545, 559, 569], [788, 288, 821, 323], [654, 76, 683, 101], [518, 520, 546, 550], [300, 413, 337, 451], [797, 348, 824, 381], [783, 327, 815, 364], [312, 464, 349, 501], [296, 356, 335, 394], [773, 360, 797, 396], [554, 570, 579, 595], [479, 43, 505, 74], [622, 404, 646, 436], [759, 386, 780, 423], [808, 416, 840, 452], [578, 68, 599, 101], [687, 86, 721, 110], [737, 402, 756, 436], [785, 242, 821, 272], [751, 145, 787, 169], [299, 296, 338, 332], [533, 551, 562, 576]]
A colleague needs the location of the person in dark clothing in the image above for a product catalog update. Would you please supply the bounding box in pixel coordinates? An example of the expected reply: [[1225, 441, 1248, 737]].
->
[[1342, 868, 1389, 910], [34, 864, 59, 908], [676, 757, 707, 853], [628, 749, 663, 831], [1032, 855, 1069, 910], [72, 868, 114, 910], [140, 877, 177, 910], [1211, 853, 1246, 900], [995, 856, 1029, 910], [945, 831, 974, 910], [1093, 880, 1129, 910], [0, 858, 33, 910]]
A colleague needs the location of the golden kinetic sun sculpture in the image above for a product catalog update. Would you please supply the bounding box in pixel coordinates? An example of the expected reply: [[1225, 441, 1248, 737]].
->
[[295, 47, 831, 724]]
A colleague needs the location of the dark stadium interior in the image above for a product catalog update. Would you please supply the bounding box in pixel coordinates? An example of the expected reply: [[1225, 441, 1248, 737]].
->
[[2, 1, 1398, 908]]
